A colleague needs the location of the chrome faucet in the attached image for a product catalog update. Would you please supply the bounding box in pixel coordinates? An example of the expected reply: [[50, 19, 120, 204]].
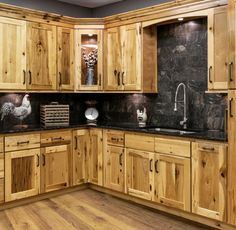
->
[[174, 83, 187, 129]]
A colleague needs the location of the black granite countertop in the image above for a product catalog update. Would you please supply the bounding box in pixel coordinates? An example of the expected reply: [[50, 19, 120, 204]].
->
[[0, 123, 227, 142]]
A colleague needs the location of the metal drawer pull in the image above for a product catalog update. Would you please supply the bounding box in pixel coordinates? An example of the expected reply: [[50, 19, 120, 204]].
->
[[28, 70, 32, 85], [37, 154, 40, 167], [228, 62, 233, 82], [119, 153, 122, 166], [17, 141, 29, 145], [23, 70, 26, 84], [117, 72, 121, 86], [209, 66, 213, 83], [74, 136, 78, 150], [122, 72, 125, 85], [42, 154, 46, 166], [59, 72, 62, 86], [230, 98, 234, 118], [149, 159, 153, 172], [51, 137, 63, 142], [201, 147, 215, 151], [155, 160, 159, 173]]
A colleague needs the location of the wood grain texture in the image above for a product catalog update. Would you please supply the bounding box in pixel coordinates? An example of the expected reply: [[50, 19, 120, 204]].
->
[[0, 189, 211, 230]]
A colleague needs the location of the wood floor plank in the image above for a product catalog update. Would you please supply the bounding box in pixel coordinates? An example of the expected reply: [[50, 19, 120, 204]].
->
[[0, 189, 213, 230]]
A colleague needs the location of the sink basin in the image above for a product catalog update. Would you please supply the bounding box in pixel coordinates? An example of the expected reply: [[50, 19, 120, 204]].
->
[[147, 127, 197, 135]]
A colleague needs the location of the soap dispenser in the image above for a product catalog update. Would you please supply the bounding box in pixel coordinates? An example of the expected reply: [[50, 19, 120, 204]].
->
[[137, 107, 147, 127]]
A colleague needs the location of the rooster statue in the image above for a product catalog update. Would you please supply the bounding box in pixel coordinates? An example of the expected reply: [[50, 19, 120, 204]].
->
[[0, 94, 31, 126]]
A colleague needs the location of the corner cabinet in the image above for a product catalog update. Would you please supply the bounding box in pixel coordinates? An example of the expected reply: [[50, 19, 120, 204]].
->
[[0, 17, 26, 90], [27, 22, 57, 91], [104, 23, 142, 91], [75, 28, 103, 91], [57, 27, 74, 91], [192, 142, 227, 221]]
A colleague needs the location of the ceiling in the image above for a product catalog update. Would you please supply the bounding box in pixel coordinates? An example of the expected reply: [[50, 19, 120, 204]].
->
[[58, 0, 124, 8]]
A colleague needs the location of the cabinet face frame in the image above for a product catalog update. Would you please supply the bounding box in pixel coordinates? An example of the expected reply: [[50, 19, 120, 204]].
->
[[57, 27, 75, 91], [5, 149, 40, 202], [0, 17, 26, 90], [192, 142, 227, 221], [75, 29, 103, 91]]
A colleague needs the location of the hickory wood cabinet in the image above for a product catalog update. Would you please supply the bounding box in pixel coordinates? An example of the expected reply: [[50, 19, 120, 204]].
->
[[104, 23, 142, 91], [57, 27, 74, 91], [103, 130, 125, 192], [192, 141, 227, 221]]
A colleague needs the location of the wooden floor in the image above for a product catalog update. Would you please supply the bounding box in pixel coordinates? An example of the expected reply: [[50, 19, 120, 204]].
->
[[0, 189, 213, 230]]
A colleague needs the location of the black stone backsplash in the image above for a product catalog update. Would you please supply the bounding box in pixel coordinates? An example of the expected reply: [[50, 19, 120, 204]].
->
[[0, 18, 227, 132]]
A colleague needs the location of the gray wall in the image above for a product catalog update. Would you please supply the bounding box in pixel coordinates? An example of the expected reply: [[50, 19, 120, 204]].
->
[[92, 0, 171, 17], [0, 0, 92, 18]]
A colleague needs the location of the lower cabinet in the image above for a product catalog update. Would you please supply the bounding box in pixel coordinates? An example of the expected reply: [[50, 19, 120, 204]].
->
[[126, 148, 154, 200], [72, 129, 89, 185], [104, 145, 124, 192], [192, 142, 227, 221], [88, 129, 103, 186], [5, 149, 40, 202], [40, 144, 70, 193], [154, 154, 190, 211], [0, 137, 4, 203]]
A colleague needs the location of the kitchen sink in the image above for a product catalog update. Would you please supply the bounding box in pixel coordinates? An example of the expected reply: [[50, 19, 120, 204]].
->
[[147, 127, 197, 135]]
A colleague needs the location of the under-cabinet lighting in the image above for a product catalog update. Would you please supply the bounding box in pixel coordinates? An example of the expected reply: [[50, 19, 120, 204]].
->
[[88, 34, 94, 37], [178, 17, 184, 21], [82, 44, 98, 49]]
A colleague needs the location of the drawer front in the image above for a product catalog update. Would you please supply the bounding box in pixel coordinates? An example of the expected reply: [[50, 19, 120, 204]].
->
[[107, 130, 124, 146], [41, 130, 71, 146], [0, 137, 3, 153], [125, 133, 154, 152], [155, 138, 190, 157], [5, 134, 40, 152]]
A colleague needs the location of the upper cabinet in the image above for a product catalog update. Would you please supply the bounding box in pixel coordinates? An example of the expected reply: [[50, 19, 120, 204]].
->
[[27, 22, 57, 91], [208, 6, 228, 91], [75, 28, 103, 91], [0, 17, 26, 90], [104, 23, 142, 91], [57, 27, 74, 91]]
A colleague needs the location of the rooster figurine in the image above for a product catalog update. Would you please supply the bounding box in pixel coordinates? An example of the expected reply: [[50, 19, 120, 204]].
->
[[0, 94, 31, 126]]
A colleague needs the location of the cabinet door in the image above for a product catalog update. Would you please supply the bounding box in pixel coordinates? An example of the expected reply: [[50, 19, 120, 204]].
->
[[41, 145, 69, 193], [27, 22, 56, 90], [75, 29, 103, 91], [228, 90, 236, 225], [208, 7, 228, 90], [126, 148, 154, 200], [0, 17, 26, 90], [0, 152, 4, 203], [5, 149, 40, 202], [192, 142, 227, 221], [104, 27, 122, 90], [88, 129, 103, 185], [57, 27, 74, 91], [154, 154, 190, 211], [121, 23, 142, 91], [104, 145, 124, 192], [72, 129, 89, 185], [228, 0, 236, 89]]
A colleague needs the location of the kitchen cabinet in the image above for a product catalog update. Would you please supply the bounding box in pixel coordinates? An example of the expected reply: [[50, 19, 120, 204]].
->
[[88, 129, 103, 185], [40, 130, 71, 193], [126, 148, 154, 200], [0, 137, 4, 203], [103, 130, 125, 192], [72, 129, 89, 185], [228, 90, 236, 225], [27, 22, 57, 91], [208, 6, 228, 91], [5, 133, 40, 202], [57, 27, 74, 91], [153, 138, 191, 211], [104, 23, 142, 91], [75, 28, 103, 91], [192, 141, 227, 221], [0, 17, 26, 90]]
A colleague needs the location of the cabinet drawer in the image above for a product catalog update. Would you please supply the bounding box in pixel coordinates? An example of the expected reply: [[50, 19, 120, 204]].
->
[[155, 138, 190, 157], [5, 134, 40, 152], [0, 137, 3, 153], [125, 133, 154, 152], [106, 130, 124, 146], [41, 130, 71, 146]]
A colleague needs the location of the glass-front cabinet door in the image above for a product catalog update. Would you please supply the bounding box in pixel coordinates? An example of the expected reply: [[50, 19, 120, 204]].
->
[[75, 28, 103, 91]]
